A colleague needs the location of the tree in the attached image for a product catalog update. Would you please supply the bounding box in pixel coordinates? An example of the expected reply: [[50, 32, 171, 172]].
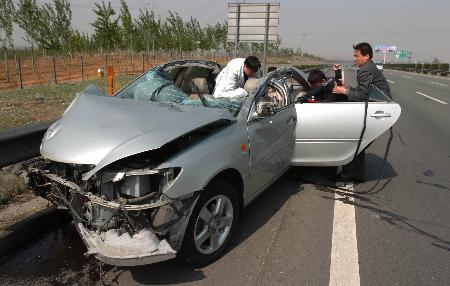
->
[[213, 22, 227, 50], [135, 8, 160, 52], [15, 0, 41, 47], [119, 0, 135, 50], [46, 0, 73, 51], [65, 30, 91, 53], [164, 12, 185, 51], [0, 0, 15, 49], [15, 0, 73, 51], [92, 0, 120, 51]]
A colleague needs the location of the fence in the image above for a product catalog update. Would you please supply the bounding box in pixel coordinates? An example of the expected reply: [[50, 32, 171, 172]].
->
[[0, 50, 234, 91]]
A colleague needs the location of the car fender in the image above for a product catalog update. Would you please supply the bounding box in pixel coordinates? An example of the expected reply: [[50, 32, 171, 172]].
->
[[158, 120, 250, 201]]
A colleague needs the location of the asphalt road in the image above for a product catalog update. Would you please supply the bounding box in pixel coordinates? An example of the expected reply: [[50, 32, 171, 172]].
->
[[351, 69, 450, 286], [0, 69, 448, 285]]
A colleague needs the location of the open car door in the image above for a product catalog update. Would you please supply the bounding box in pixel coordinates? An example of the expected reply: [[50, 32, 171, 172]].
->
[[247, 76, 296, 199], [292, 84, 401, 166]]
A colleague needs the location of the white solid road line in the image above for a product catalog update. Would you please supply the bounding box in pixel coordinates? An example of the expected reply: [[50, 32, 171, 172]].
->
[[387, 80, 395, 84], [329, 183, 360, 286], [416, 92, 448, 105]]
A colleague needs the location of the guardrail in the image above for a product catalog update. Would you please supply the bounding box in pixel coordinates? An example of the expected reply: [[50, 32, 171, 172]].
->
[[0, 120, 56, 168], [296, 64, 333, 73], [384, 63, 449, 77]]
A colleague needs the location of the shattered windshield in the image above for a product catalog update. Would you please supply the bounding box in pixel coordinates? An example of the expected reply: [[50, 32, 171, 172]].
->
[[115, 67, 245, 115]]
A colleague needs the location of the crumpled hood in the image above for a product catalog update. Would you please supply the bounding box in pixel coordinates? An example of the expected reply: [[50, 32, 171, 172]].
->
[[41, 90, 234, 173]]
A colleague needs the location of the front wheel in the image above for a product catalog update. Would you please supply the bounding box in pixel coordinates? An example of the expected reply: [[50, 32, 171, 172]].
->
[[181, 179, 239, 265]]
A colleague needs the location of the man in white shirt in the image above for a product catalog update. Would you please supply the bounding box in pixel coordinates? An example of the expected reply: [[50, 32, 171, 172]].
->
[[213, 56, 261, 98]]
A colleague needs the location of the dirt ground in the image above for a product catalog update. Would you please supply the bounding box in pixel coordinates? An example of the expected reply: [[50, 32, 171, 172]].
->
[[0, 167, 50, 234], [0, 193, 49, 233]]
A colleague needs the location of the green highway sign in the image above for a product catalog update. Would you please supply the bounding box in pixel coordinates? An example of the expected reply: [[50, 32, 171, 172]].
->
[[396, 50, 410, 59]]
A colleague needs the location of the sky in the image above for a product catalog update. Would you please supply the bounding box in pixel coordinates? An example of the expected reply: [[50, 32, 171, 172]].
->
[[11, 0, 450, 63]]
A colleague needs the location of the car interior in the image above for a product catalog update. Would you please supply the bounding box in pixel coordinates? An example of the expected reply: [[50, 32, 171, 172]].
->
[[286, 77, 308, 103], [166, 66, 219, 100]]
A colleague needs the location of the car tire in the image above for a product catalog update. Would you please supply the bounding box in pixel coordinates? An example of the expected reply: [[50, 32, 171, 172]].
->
[[180, 179, 240, 266]]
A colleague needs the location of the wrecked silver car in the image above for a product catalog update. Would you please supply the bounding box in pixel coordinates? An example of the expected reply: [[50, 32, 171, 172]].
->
[[26, 60, 401, 266]]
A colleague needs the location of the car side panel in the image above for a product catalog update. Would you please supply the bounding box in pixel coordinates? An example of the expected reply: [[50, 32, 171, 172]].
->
[[247, 105, 296, 198], [360, 102, 401, 150], [292, 101, 401, 166], [292, 102, 364, 166]]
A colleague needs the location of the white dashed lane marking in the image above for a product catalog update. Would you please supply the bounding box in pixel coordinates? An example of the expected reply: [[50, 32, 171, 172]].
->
[[416, 92, 448, 105], [430, 81, 448, 87], [387, 80, 395, 84], [329, 183, 360, 286], [402, 75, 412, 79]]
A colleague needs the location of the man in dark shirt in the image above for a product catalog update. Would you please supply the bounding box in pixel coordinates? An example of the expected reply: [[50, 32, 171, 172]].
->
[[331, 42, 392, 183], [333, 42, 391, 100], [305, 70, 332, 101], [297, 70, 346, 103]]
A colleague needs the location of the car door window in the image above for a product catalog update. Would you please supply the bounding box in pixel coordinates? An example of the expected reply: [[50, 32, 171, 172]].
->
[[281, 70, 312, 104], [369, 84, 392, 102], [254, 79, 290, 117]]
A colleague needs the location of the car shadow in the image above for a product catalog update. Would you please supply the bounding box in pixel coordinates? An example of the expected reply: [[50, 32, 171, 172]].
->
[[365, 152, 397, 182], [126, 171, 306, 285]]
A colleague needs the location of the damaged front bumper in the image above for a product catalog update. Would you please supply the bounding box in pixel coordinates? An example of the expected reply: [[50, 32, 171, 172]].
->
[[26, 160, 199, 266], [76, 223, 176, 266]]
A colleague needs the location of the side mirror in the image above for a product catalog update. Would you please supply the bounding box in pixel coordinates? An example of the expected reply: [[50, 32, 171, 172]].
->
[[256, 101, 276, 117]]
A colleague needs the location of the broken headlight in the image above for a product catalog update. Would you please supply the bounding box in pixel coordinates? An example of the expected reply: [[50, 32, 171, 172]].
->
[[112, 168, 181, 198]]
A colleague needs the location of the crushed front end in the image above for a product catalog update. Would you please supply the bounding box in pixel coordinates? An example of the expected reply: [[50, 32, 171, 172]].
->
[[26, 159, 198, 266]]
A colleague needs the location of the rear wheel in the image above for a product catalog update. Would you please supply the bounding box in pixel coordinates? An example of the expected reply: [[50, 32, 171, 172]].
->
[[181, 179, 239, 265]]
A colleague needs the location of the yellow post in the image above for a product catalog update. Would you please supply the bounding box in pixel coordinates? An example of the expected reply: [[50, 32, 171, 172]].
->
[[97, 68, 104, 78], [107, 66, 114, 96]]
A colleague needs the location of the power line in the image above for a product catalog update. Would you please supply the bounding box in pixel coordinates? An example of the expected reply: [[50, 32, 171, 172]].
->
[[283, 29, 450, 37]]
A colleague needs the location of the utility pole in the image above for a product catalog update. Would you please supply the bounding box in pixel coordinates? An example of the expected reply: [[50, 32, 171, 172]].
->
[[262, 3, 269, 74], [234, 0, 240, 57], [301, 33, 308, 55]]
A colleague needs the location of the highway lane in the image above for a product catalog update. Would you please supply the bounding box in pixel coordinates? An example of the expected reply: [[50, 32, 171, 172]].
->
[[348, 69, 450, 286], [385, 70, 449, 104], [0, 68, 448, 285]]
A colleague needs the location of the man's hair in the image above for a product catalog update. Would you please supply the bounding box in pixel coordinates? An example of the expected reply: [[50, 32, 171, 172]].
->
[[353, 42, 373, 59], [308, 70, 326, 85], [244, 56, 261, 71]]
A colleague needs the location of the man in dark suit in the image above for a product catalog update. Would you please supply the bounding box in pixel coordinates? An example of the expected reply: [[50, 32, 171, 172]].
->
[[332, 42, 391, 100], [331, 42, 392, 183]]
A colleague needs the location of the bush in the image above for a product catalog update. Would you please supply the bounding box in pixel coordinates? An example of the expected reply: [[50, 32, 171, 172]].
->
[[0, 172, 26, 206]]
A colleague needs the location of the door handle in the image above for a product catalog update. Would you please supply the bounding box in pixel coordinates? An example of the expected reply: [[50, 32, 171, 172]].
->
[[370, 112, 391, 118]]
